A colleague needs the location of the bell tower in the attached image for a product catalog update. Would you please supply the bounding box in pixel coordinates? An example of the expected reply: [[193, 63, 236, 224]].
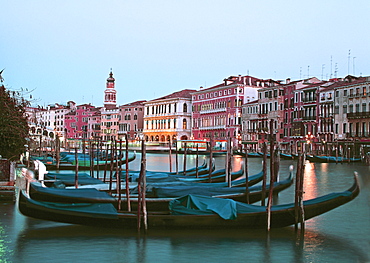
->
[[104, 69, 117, 110]]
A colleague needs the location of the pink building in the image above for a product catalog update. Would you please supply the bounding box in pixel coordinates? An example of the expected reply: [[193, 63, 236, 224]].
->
[[118, 100, 146, 141], [87, 108, 101, 140], [64, 104, 97, 140]]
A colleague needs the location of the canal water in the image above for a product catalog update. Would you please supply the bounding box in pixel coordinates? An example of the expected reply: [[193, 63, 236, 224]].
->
[[1, 153, 369, 262]]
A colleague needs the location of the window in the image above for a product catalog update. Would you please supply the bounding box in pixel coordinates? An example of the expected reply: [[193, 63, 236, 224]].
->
[[349, 104, 353, 113], [183, 119, 187, 129], [183, 103, 187, 113], [334, 105, 339, 114], [355, 104, 360, 113], [343, 105, 347, 114], [344, 90, 347, 96]]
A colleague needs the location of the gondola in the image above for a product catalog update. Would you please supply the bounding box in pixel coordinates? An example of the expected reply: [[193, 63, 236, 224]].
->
[[26, 172, 292, 211], [119, 159, 208, 177], [279, 153, 296, 160], [233, 151, 263, 158], [307, 155, 362, 163], [25, 169, 264, 209], [44, 152, 136, 170], [43, 172, 106, 186], [130, 161, 216, 182], [18, 173, 359, 229], [151, 171, 293, 198], [143, 166, 242, 184]]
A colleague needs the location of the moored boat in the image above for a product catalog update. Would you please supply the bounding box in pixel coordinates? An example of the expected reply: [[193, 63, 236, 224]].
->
[[43, 152, 136, 171], [18, 173, 359, 229], [307, 155, 362, 163]]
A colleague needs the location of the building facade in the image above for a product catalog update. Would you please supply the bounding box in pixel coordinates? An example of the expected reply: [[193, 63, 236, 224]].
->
[[333, 75, 370, 142], [118, 100, 146, 141], [64, 103, 97, 140], [143, 89, 196, 144], [193, 75, 279, 148]]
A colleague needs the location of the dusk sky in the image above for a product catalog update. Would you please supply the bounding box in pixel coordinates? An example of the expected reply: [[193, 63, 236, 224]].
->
[[2, 1, 369, 107]]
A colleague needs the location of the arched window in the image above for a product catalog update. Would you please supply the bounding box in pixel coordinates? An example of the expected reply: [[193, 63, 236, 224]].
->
[[183, 103, 187, 112], [134, 114, 137, 120], [183, 119, 187, 129]]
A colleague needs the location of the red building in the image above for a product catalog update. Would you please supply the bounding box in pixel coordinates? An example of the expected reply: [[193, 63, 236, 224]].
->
[[64, 104, 97, 140], [192, 75, 270, 148]]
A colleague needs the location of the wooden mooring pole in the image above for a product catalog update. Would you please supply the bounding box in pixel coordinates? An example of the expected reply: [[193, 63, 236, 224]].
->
[[294, 153, 306, 231], [267, 120, 275, 231], [108, 140, 115, 194], [137, 139, 147, 232], [261, 141, 267, 206], [74, 147, 79, 188], [227, 137, 232, 187], [183, 142, 187, 176], [196, 144, 199, 178], [169, 139, 172, 173], [125, 134, 131, 211], [116, 140, 122, 210], [175, 140, 178, 174], [244, 145, 249, 203], [209, 136, 213, 183]]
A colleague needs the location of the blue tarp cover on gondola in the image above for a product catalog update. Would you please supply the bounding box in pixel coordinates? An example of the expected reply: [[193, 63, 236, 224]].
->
[[169, 190, 353, 220], [169, 194, 266, 219]]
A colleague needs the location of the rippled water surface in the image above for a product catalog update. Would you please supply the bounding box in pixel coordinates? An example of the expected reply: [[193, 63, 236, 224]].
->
[[1, 153, 369, 262]]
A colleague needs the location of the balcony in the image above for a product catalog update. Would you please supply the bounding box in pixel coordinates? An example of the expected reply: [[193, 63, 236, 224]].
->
[[199, 108, 227, 114], [348, 93, 361, 99], [199, 125, 226, 130], [302, 116, 316, 121], [346, 132, 370, 138], [267, 111, 280, 118], [347, 111, 370, 119]]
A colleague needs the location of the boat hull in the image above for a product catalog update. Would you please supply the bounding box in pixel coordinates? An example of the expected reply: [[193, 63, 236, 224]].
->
[[18, 174, 359, 229]]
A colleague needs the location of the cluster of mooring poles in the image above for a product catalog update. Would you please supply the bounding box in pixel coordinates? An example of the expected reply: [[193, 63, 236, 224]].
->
[[56, 126, 308, 233]]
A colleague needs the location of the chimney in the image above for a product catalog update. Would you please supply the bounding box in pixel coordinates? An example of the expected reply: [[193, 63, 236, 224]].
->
[[286, 78, 291, 84]]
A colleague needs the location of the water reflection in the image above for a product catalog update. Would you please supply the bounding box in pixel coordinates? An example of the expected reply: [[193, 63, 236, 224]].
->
[[2, 155, 370, 262], [303, 161, 318, 200], [11, 223, 369, 263]]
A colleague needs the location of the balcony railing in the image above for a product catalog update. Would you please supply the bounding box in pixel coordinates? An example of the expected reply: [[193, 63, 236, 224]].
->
[[346, 132, 370, 138], [199, 108, 227, 114], [347, 111, 370, 119], [302, 116, 316, 121], [199, 125, 226, 130]]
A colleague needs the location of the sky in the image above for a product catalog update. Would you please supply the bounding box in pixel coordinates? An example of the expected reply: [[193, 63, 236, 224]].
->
[[2, 0, 370, 107]]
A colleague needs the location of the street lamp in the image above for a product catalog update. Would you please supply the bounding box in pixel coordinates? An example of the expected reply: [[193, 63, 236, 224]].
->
[[305, 132, 314, 154]]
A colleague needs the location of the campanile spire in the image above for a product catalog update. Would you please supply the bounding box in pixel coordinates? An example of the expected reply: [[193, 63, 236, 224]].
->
[[104, 69, 117, 110]]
